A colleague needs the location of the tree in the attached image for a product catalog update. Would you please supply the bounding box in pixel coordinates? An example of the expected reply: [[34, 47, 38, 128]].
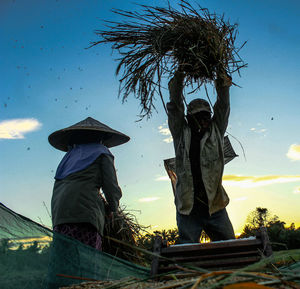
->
[[239, 207, 300, 250], [137, 228, 180, 250], [247, 207, 277, 228], [136, 228, 210, 251], [240, 207, 276, 238]]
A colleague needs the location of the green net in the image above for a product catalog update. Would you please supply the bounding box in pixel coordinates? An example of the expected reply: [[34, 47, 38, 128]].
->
[[0, 202, 150, 289]]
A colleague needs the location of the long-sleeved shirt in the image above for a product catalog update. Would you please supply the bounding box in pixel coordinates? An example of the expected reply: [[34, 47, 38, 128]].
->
[[167, 73, 230, 215], [51, 143, 122, 235]]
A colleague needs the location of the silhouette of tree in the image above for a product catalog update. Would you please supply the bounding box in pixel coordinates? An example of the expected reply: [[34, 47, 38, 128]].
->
[[239, 207, 300, 250]]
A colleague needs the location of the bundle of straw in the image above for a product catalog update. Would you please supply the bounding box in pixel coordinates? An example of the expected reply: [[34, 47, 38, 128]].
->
[[102, 201, 148, 264], [91, 1, 247, 118]]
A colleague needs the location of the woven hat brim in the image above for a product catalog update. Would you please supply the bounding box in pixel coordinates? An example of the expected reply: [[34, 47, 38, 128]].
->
[[48, 128, 130, 152]]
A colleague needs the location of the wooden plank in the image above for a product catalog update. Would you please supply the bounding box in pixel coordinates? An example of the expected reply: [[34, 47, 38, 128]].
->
[[161, 239, 262, 254], [159, 250, 259, 264], [158, 256, 261, 273], [161, 245, 261, 259], [150, 236, 163, 276], [151, 231, 273, 277], [161, 246, 262, 259]]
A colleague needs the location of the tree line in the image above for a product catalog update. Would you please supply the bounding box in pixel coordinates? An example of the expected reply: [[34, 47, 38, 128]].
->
[[136, 207, 300, 252], [1, 207, 300, 263]]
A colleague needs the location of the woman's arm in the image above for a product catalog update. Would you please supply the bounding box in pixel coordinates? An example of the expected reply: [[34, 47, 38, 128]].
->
[[100, 154, 122, 213]]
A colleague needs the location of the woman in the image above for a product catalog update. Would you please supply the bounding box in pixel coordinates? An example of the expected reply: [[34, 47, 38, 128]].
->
[[48, 116, 130, 251]]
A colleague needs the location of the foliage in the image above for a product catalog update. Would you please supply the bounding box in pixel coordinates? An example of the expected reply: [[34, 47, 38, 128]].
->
[[239, 207, 300, 250], [136, 227, 211, 251], [136, 228, 179, 250], [0, 240, 50, 269], [0, 240, 51, 289]]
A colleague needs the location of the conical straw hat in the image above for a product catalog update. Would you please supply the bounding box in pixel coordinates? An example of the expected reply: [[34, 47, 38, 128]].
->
[[48, 117, 130, 151]]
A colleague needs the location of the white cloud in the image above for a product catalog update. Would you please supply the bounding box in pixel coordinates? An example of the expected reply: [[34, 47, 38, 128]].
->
[[138, 197, 160, 203], [0, 118, 42, 139], [163, 136, 173, 143], [158, 127, 170, 136], [155, 175, 169, 181], [223, 175, 300, 188], [287, 144, 300, 161], [250, 124, 267, 134], [250, 128, 267, 133], [158, 121, 173, 143]]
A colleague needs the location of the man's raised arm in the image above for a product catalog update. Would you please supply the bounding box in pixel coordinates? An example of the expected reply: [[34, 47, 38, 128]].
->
[[167, 71, 185, 138], [213, 74, 232, 136]]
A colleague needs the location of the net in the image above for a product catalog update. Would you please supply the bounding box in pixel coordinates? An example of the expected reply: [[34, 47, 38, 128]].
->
[[0, 202, 150, 289]]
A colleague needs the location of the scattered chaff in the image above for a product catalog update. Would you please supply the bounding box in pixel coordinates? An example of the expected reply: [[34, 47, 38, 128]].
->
[[90, 1, 247, 119], [62, 250, 300, 288], [62, 268, 300, 288]]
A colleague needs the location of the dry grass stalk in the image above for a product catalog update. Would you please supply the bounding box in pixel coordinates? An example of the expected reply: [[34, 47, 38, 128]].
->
[[62, 269, 300, 288], [63, 250, 300, 288], [102, 200, 149, 264], [90, 1, 247, 119]]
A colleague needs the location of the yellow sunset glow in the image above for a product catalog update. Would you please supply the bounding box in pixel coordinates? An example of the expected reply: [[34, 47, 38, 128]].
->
[[287, 144, 300, 161], [223, 175, 300, 188]]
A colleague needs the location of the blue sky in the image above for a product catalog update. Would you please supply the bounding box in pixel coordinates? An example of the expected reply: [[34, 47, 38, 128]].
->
[[1, 0, 300, 234]]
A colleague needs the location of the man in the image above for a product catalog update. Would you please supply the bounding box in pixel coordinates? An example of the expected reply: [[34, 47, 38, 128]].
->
[[167, 71, 235, 243]]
